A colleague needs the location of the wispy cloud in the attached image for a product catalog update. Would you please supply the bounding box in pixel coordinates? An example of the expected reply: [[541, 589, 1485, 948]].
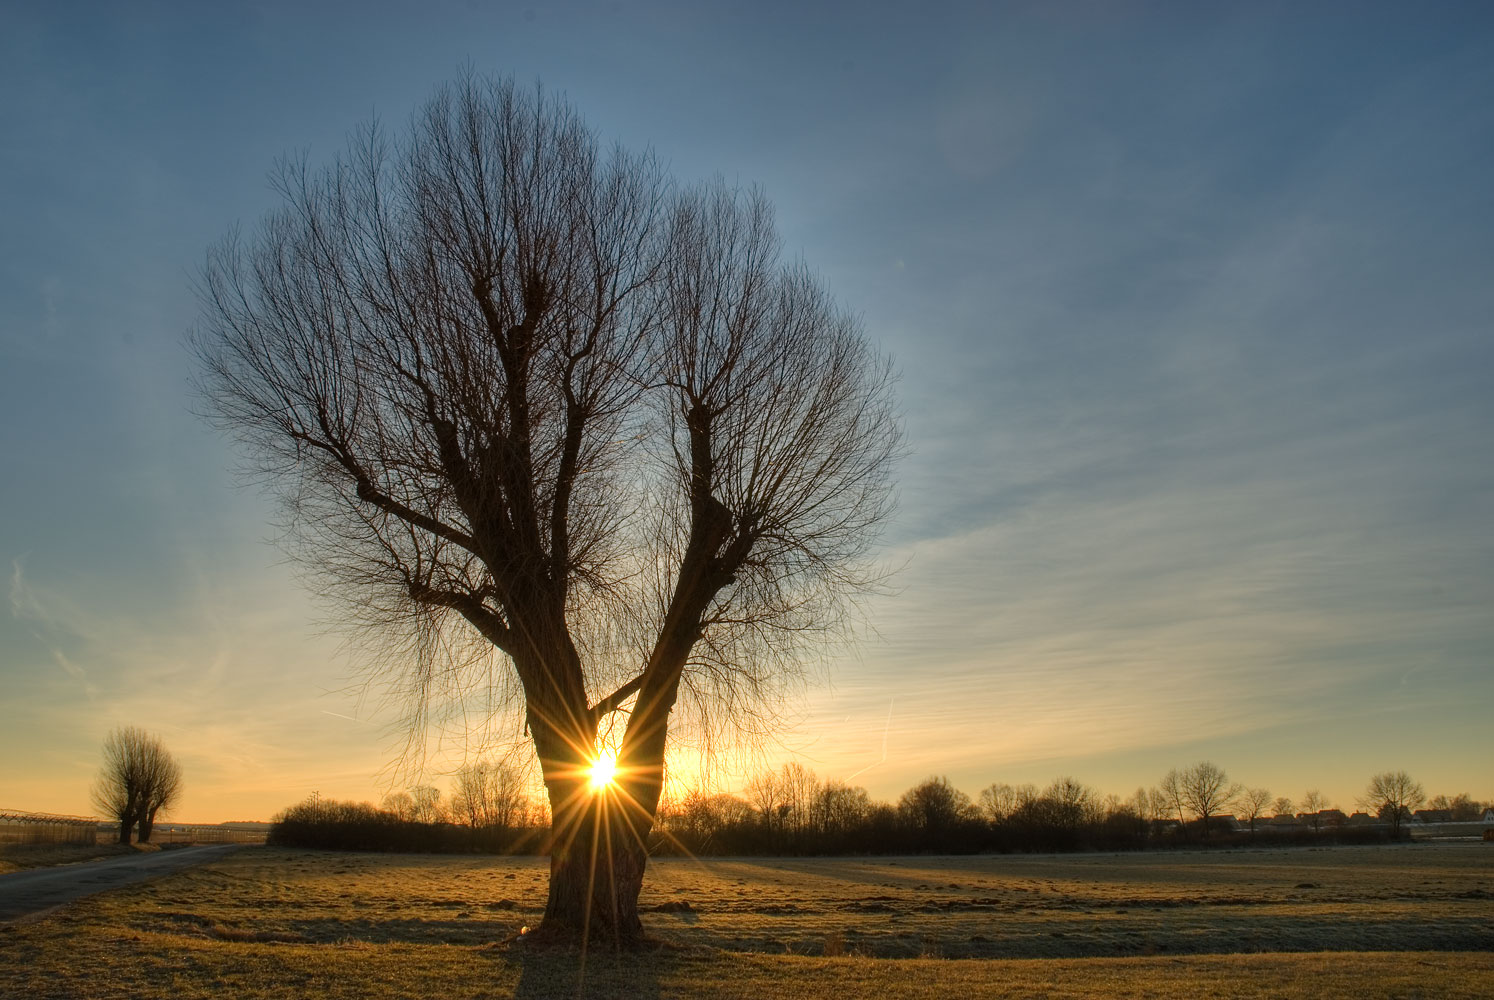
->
[[50, 650, 98, 698], [9, 558, 49, 624], [11, 559, 99, 698]]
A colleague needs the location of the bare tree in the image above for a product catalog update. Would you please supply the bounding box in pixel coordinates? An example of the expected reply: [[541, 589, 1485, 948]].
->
[[1447, 793, 1482, 822], [1362, 771, 1424, 838], [811, 780, 870, 838], [744, 768, 784, 837], [1040, 776, 1100, 832], [978, 782, 1018, 824], [1158, 770, 1188, 830], [1271, 796, 1294, 818], [192, 74, 898, 944], [451, 758, 528, 828], [380, 791, 416, 821], [136, 749, 183, 844], [1139, 786, 1170, 827], [1300, 789, 1326, 833], [776, 762, 818, 836], [1174, 762, 1241, 839], [91, 727, 183, 844], [1235, 787, 1272, 836], [897, 776, 976, 840], [409, 786, 445, 824]]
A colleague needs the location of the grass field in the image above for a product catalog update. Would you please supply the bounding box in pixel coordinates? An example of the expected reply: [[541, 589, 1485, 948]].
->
[[3, 843, 1490, 998], [0, 842, 163, 875]]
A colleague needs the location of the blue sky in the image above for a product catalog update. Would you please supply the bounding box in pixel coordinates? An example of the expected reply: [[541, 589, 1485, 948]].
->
[[2, 1, 1491, 821]]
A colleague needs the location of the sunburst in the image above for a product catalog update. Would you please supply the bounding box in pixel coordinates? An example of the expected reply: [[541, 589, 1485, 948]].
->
[[587, 751, 618, 792]]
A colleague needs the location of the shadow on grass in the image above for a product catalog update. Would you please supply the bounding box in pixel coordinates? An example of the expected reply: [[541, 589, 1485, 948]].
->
[[506, 939, 697, 1000]]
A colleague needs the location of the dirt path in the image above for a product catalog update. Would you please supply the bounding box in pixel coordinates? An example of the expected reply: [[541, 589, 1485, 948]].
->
[[0, 843, 248, 922]]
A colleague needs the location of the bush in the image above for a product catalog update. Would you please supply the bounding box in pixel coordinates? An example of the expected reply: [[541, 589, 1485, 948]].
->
[[268, 796, 545, 854]]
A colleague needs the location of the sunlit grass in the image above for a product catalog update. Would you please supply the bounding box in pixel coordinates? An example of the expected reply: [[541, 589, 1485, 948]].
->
[[2, 844, 1491, 997]]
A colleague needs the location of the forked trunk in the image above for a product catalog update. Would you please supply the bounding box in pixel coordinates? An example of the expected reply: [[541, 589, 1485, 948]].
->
[[534, 775, 653, 946], [520, 615, 685, 947]]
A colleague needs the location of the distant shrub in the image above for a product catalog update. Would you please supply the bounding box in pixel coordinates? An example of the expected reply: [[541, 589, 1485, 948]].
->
[[268, 796, 545, 854]]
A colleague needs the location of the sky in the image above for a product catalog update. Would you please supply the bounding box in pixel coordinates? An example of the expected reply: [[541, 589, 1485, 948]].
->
[[2, 1, 1491, 823]]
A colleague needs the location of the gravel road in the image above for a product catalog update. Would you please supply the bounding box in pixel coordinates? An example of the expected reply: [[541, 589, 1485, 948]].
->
[[0, 843, 248, 922]]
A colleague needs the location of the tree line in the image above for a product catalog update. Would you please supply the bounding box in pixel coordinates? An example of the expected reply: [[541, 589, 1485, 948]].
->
[[267, 756, 1485, 856], [650, 763, 1470, 856]]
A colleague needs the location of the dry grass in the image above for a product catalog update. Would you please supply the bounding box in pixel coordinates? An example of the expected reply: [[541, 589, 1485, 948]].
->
[[0, 842, 155, 874], [2, 843, 1490, 998]]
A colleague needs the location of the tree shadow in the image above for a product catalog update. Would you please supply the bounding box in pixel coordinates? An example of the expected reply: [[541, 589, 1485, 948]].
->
[[509, 939, 679, 1000]]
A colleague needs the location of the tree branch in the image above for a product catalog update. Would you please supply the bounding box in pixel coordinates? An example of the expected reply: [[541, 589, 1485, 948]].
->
[[589, 674, 644, 722], [290, 430, 482, 554], [407, 581, 514, 651]]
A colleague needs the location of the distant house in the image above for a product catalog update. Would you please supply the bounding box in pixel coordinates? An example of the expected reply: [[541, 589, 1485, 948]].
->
[[1269, 814, 1301, 828], [1412, 809, 1453, 824], [1345, 811, 1377, 826], [1317, 809, 1347, 826], [1206, 814, 1240, 832], [1482, 807, 1494, 824]]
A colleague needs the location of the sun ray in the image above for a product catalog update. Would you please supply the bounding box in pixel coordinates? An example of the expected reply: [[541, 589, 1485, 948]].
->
[[588, 751, 619, 792]]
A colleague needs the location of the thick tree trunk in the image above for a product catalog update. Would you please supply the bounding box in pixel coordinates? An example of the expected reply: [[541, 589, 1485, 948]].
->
[[533, 775, 652, 946], [116, 816, 133, 844], [528, 698, 669, 948], [529, 632, 684, 946], [516, 614, 685, 948]]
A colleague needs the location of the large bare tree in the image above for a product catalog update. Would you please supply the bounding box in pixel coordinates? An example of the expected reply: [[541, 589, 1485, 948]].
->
[[91, 726, 183, 844], [192, 74, 898, 943]]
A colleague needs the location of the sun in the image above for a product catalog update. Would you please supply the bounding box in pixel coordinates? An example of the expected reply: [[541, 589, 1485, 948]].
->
[[588, 752, 618, 792]]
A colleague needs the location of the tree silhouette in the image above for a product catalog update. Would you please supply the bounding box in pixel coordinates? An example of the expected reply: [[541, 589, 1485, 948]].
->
[[1235, 787, 1271, 835], [1300, 789, 1327, 832], [1170, 762, 1240, 838], [193, 74, 898, 944], [1362, 771, 1424, 838], [91, 726, 182, 844]]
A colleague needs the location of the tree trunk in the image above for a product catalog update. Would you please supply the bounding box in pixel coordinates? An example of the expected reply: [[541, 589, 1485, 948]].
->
[[138, 807, 157, 843], [533, 775, 651, 946], [117, 816, 133, 844], [528, 701, 671, 948]]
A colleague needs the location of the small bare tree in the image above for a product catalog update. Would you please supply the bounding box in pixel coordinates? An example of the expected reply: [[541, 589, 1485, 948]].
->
[[409, 786, 444, 824], [192, 74, 898, 944], [1362, 771, 1424, 838], [1174, 762, 1241, 839], [811, 780, 870, 837], [1235, 787, 1272, 836], [451, 758, 529, 828], [380, 791, 416, 821], [776, 762, 819, 837], [1158, 770, 1188, 830], [1300, 789, 1327, 832], [1040, 776, 1100, 832], [897, 776, 976, 837], [92, 727, 183, 844], [978, 782, 1018, 824]]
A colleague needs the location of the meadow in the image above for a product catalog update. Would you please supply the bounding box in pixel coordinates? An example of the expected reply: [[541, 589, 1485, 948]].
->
[[2, 843, 1490, 998]]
